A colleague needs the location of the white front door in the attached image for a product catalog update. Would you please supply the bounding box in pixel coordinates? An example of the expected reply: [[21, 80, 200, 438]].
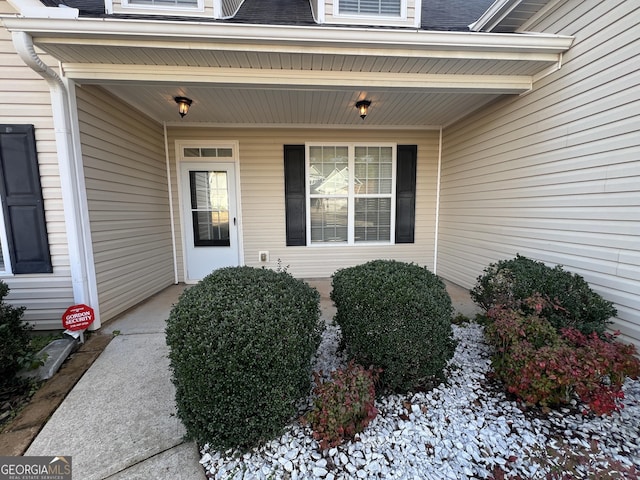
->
[[180, 161, 240, 282]]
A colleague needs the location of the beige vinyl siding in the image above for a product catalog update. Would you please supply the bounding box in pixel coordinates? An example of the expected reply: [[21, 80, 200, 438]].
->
[[438, 0, 640, 346], [0, 1, 74, 330], [76, 85, 174, 323], [167, 128, 439, 279]]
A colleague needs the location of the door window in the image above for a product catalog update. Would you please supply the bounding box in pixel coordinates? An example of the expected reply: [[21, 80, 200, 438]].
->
[[189, 171, 230, 247]]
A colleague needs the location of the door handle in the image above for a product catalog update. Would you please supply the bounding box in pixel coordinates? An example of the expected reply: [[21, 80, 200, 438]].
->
[[233, 217, 237, 226]]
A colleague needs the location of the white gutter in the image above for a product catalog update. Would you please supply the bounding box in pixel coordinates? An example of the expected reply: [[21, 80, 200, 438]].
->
[[6, 0, 78, 18], [11, 30, 101, 329], [0, 17, 574, 55]]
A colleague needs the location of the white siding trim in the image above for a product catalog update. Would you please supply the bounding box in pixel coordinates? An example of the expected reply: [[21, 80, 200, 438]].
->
[[66, 80, 101, 328], [0, 196, 12, 274], [164, 122, 179, 284], [433, 126, 442, 274]]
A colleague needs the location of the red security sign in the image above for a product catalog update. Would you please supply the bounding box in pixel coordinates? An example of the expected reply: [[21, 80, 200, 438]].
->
[[62, 304, 95, 331]]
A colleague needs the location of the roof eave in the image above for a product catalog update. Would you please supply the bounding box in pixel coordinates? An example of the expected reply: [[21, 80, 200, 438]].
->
[[0, 16, 575, 56]]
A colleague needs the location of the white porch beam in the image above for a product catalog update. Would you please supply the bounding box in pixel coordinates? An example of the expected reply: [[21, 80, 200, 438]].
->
[[62, 63, 534, 93], [36, 36, 564, 63]]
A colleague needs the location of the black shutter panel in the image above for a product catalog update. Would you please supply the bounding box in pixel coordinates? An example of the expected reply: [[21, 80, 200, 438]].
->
[[284, 145, 306, 246], [0, 125, 52, 273], [395, 144, 417, 244]]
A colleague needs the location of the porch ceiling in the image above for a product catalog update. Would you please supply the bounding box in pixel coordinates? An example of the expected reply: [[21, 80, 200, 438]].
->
[[99, 84, 502, 127], [4, 17, 573, 127]]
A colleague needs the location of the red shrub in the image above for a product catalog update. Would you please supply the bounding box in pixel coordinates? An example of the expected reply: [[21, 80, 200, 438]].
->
[[304, 362, 380, 450], [485, 296, 640, 415]]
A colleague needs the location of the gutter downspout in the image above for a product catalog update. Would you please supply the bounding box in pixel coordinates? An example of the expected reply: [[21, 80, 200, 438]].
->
[[12, 30, 101, 329], [433, 126, 443, 275]]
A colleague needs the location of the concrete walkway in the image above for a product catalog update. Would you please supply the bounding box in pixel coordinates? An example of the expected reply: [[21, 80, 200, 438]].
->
[[26, 284, 204, 480], [25, 278, 478, 479]]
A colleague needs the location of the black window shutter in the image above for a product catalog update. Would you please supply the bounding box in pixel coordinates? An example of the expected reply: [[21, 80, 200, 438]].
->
[[395, 144, 417, 244], [284, 145, 306, 246], [0, 125, 52, 273]]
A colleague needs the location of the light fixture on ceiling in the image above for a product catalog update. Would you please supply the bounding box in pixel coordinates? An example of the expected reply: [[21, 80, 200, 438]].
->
[[355, 99, 371, 120], [174, 96, 193, 118]]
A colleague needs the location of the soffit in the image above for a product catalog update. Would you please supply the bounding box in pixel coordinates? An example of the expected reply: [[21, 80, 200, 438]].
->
[[99, 83, 502, 127], [4, 17, 573, 126]]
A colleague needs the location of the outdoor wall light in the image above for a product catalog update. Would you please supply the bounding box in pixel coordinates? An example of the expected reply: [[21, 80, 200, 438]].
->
[[174, 96, 193, 118], [355, 100, 371, 120]]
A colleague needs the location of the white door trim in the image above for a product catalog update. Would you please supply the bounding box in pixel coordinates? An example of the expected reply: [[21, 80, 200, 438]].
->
[[175, 140, 243, 283]]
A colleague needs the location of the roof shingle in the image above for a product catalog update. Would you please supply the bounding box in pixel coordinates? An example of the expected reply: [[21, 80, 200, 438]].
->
[[37, 0, 500, 32]]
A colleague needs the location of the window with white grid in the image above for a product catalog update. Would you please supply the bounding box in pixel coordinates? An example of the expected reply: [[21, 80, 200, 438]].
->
[[338, 0, 402, 16], [307, 144, 396, 245]]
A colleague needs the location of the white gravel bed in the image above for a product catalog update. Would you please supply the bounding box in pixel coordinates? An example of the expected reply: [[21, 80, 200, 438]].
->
[[200, 322, 640, 479]]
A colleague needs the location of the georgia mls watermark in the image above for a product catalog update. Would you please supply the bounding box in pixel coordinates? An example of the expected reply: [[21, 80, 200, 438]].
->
[[0, 456, 71, 480]]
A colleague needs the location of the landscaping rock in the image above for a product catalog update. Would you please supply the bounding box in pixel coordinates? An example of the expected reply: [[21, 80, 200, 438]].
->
[[200, 323, 640, 479]]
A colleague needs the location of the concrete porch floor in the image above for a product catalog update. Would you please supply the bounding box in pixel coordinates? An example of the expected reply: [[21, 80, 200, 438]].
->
[[25, 278, 478, 479]]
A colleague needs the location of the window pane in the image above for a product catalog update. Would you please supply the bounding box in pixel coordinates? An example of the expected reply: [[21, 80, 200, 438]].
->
[[200, 148, 218, 157], [309, 146, 349, 195], [310, 198, 348, 243], [354, 197, 391, 242], [189, 171, 230, 246], [0, 246, 4, 271], [355, 146, 393, 194], [193, 211, 229, 243], [184, 148, 200, 157]]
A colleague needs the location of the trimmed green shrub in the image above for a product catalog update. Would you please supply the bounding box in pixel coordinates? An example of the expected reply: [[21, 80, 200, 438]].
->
[[0, 281, 30, 386], [471, 254, 616, 335], [331, 260, 455, 393], [165, 266, 323, 451]]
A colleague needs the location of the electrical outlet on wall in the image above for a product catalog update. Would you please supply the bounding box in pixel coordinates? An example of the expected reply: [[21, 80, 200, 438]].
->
[[259, 251, 269, 262]]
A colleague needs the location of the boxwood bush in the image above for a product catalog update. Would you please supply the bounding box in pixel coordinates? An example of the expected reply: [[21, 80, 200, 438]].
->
[[331, 260, 455, 393], [166, 267, 323, 451], [471, 255, 616, 335], [0, 281, 30, 386]]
